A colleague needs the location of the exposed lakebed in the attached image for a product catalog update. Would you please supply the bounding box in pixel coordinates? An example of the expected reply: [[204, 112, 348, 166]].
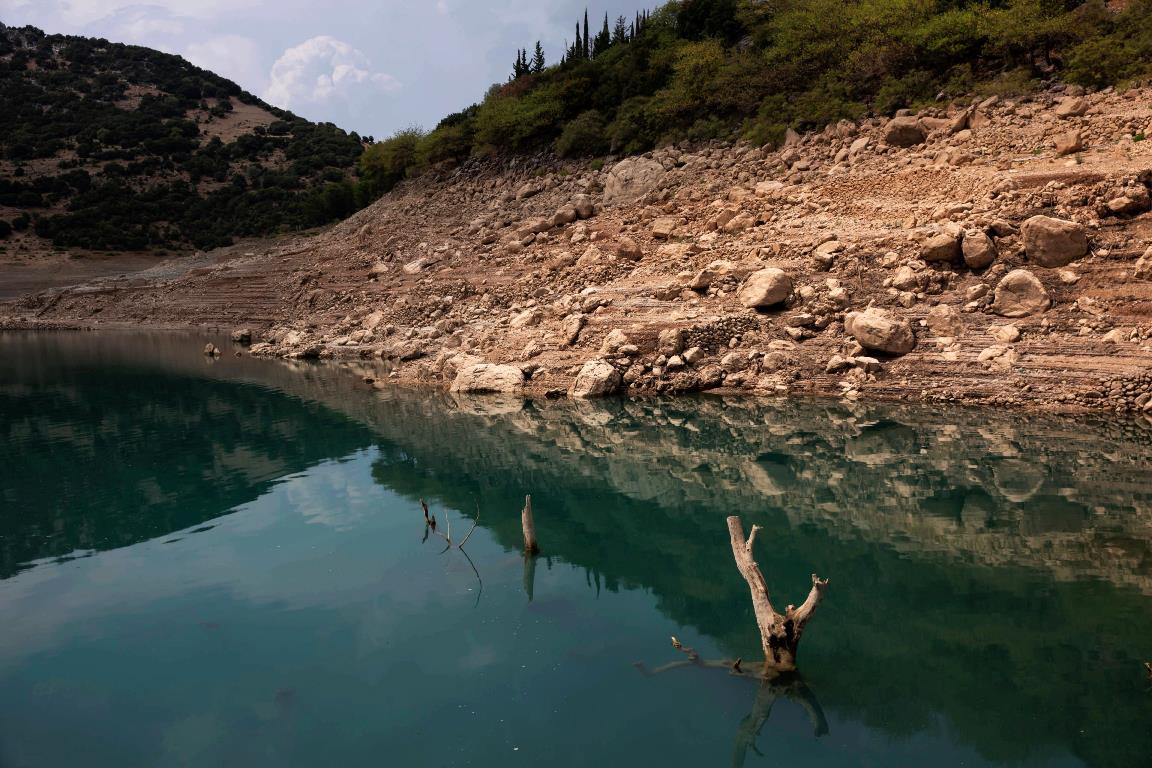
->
[[2, 331, 1152, 767]]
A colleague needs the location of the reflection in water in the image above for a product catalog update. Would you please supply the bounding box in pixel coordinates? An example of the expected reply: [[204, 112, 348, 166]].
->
[[636, 641, 828, 768], [2, 331, 1152, 767], [0, 332, 375, 577]]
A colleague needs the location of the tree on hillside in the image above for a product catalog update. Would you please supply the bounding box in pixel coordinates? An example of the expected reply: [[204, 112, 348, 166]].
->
[[612, 15, 629, 45], [583, 9, 591, 59], [593, 13, 611, 56], [511, 48, 528, 79], [531, 41, 546, 73]]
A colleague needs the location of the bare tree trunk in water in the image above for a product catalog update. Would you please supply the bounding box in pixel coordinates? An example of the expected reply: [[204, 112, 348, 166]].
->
[[726, 515, 828, 673], [521, 495, 539, 555]]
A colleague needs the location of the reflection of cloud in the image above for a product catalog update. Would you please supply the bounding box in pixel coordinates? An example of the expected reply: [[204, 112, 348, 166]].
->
[[0, 448, 457, 671], [263, 36, 400, 111], [184, 34, 266, 92]]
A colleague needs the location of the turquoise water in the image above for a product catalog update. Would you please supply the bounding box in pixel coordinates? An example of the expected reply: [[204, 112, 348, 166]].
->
[[2, 331, 1152, 767]]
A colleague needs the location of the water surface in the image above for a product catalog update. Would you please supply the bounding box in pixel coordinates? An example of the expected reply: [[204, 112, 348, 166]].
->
[[2, 331, 1152, 767]]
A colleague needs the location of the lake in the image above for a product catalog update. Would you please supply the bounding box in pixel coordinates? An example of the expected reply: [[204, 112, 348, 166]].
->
[[2, 330, 1152, 767]]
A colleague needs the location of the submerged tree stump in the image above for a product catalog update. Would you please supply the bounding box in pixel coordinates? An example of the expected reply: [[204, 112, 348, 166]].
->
[[726, 515, 828, 673]]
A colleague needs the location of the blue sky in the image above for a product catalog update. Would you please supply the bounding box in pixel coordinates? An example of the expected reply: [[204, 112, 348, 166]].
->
[[0, 0, 644, 138]]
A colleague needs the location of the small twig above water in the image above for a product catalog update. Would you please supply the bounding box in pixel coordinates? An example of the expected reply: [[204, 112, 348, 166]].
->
[[417, 498, 485, 604], [458, 499, 480, 548]]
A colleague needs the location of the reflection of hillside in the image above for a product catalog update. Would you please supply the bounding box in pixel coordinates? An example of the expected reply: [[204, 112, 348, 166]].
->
[[352, 388, 1152, 768], [353, 389, 1152, 594], [0, 335, 374, 577]]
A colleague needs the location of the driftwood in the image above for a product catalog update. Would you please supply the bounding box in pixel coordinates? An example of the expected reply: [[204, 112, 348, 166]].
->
[[727, 515, 827, 672]]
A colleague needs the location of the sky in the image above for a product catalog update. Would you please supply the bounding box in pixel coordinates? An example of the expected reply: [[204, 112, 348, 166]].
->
[[0, 0, 644, 138]]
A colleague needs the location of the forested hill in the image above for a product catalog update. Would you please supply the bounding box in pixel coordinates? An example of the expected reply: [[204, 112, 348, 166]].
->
[[361, 0, 1152, 189], [0, 24, 371, 252]]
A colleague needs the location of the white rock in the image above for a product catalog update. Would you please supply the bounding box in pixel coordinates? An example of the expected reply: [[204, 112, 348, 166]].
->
[[844, 308, 916, 355], [450, 364, 525, 394], [737, 268, 792, 308], [569, 359, 622, 398]]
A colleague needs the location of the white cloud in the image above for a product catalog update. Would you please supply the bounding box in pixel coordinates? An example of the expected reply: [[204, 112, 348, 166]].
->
[[184, 34, 266, 92], [4, 0, 262, 27], [263, 35, 399, 111]]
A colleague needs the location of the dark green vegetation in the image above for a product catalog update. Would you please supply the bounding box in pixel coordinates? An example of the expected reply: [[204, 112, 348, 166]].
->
[[365, 0, 1152, 190], [3, 331, 1152, 766], [0, 24, 374, 251]]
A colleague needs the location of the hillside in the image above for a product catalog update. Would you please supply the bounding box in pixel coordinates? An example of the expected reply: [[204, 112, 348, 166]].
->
[[0, 23, 369, 254], [6, 81, 1151, 415], [361, 0, 1152, 190]]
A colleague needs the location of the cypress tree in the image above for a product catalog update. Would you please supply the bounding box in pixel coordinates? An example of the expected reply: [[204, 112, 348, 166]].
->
[[593, 13, 610, 56], [531, 41, 545, 73], [583, 9, 590, 59], [575, 23, 582, 60]]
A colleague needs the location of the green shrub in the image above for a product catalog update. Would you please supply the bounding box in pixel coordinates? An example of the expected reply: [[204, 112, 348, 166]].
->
[[473, 87, 563, 153], [555, 110, 610, 157], [358, 127, 425, 196]]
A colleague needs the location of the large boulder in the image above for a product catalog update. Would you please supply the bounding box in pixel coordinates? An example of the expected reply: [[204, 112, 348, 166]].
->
[[651, 217, 680, 239], [844, 308, 916, 355], [738, 268, 792, 308], [657, 327, 685, 355], [449, 363, 525, 394], [687, 259, 737, 290], [602, 157, 665, 206], [600, 328, 631, 354], [572, 194, 595, 219], [1053, 130, 1083, 156], [925, 304, 964, 337], [961, 230, 997, 269], [570, 359, 622, 398], [990, 269, 1050, 317], [560, 313, 586, 346], [884, 116, 927, 147], [1054, 97, 1088, 118], [921, 232, 962, 263], [1135, 246, 1152, 280], [616, 236, 643, 261], [1021, 215, 1088, 267]]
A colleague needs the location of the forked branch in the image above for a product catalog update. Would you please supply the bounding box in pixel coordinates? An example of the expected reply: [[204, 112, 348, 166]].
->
[[727, 515, 828, 672]]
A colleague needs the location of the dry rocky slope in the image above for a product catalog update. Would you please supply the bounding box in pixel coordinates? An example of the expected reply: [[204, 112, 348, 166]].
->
[[6, 83, 1152, 415]]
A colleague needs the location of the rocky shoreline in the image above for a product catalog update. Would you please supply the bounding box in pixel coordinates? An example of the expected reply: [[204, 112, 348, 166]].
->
[[3, 83, 1152, 418]]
